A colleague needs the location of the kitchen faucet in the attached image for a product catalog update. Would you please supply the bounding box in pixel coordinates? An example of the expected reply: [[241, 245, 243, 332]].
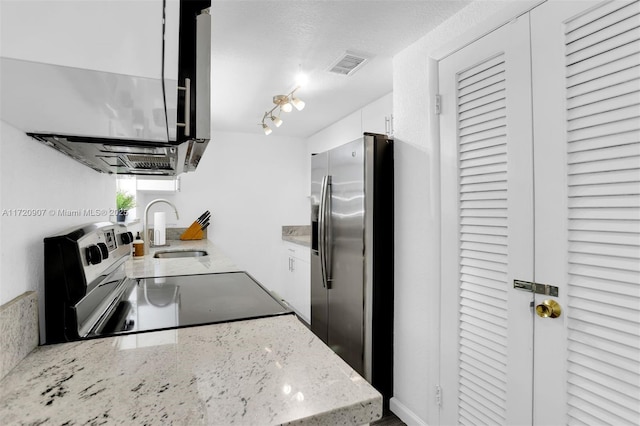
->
[[144, 199, 180, 254]]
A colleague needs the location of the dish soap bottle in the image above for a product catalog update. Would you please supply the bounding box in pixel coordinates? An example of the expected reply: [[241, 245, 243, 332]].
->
[[133, 232, 144, 257]]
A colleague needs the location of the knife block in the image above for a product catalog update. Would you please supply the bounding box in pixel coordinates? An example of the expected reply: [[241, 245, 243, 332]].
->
[[180, 226, 204, 240]]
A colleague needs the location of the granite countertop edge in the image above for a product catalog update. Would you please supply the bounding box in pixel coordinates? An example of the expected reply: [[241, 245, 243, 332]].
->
[[0, 316, 382, 425]]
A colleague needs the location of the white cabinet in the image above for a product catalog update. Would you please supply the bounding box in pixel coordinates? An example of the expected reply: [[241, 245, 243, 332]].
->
[[0, 1, 166, 78], [0, 1, 183, 143], [362, 92, 393, 136], [280, 242, 311, 323], [308, 92, 393, 154]]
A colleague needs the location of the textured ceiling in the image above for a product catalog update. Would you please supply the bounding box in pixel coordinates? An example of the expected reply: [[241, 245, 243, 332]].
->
[[210, 0, 470, 138]]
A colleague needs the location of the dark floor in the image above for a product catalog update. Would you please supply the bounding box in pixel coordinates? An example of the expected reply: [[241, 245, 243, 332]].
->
[[372, 413, 406, 426]]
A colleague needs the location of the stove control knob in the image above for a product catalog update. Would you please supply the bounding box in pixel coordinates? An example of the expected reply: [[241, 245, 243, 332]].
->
[[97, 242, 109, 260], [121, 232, 134, 245], [86, 245, 102, 265], [124, 319, 135, 331]]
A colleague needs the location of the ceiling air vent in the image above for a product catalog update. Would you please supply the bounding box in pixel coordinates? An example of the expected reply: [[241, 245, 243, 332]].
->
[[328, 51, 369, 76]]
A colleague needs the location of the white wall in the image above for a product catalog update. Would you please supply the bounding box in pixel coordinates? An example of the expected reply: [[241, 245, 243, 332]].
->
[[0, 121, 115, 331], [390, 1, 542, 425], [170, 130, 309, 290]]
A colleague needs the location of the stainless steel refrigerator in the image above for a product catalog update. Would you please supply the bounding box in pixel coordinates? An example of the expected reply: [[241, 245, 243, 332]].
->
[[310, 133, 393, 408]]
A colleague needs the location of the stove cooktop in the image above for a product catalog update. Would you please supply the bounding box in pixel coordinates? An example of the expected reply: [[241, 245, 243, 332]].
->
[[92, 271, 293, 338]]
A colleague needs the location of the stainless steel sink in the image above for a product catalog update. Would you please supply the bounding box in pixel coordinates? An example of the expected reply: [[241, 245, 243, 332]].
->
[[153, 250, 209, 259]]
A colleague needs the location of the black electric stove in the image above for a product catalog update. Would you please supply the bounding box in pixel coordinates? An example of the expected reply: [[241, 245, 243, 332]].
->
[[43, 222, 291, 344], [93, 272, 291, 338]]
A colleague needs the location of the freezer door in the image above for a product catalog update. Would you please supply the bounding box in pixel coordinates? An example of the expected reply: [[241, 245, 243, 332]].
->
[[327, 138, 365, 374], [310, 151, 328, 342]]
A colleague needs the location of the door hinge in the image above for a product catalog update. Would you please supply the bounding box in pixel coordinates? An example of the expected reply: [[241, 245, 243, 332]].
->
[[435, 385, 442, 407], [514, 279, 559, 297], [435, 94, 442, 115]]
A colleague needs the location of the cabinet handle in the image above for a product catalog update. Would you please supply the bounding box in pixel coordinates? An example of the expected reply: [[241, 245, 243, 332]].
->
[[291, 258, 295, 272], [177, 78, 191, 137], [384, 116, 390, 134]]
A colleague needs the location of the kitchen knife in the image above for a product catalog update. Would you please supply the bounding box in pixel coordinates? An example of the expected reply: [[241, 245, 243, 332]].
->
[[196, 210, 208, 223], [198, 211, 211, 225]]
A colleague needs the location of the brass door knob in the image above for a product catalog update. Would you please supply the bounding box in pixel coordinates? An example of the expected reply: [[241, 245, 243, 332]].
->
[[536, 299, 562, 318]]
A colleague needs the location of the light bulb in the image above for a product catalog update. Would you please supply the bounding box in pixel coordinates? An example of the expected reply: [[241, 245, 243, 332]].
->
[[295, 72, 309, 87], [271, 115, 283, 127], [280, 102, 293, 113], [291, 97, 305, 111], [262, 123, 272, 135]]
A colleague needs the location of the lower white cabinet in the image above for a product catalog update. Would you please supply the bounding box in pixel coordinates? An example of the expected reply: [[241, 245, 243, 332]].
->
[[279, 242, 311, 323]]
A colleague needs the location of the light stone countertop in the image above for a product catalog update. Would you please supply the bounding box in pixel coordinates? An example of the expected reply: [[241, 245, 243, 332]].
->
[[0, 315, 382, 425], [0, 238, 383, 424], [282, 234, 311, 247], [282, 226, 311, 248], [125, 239, 240, 278]]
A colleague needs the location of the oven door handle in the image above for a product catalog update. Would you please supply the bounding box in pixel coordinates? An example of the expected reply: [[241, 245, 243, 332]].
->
[[80, 278, 132, 338]]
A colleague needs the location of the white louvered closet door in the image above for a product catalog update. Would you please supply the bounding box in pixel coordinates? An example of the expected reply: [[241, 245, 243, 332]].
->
[[439, 15, 535, 426], [441, 1, 640, 425], [531, 1, 640, 425]]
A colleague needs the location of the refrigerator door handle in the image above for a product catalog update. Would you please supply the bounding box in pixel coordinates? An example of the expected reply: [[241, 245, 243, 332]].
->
[[319, 175, 328, 288], [324, 175, 333, 288]]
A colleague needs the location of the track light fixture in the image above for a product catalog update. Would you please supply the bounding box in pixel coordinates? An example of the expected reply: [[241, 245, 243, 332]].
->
[[274, 95, 293, 113], [260, 86, 305, 135]]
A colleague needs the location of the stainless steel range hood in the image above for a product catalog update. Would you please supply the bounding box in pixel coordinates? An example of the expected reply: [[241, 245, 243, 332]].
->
[[28, 134, 208, 176], [0, 1, 211, 177]]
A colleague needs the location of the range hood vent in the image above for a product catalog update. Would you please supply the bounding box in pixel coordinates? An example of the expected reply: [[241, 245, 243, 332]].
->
[[125, 155, 173, 170], [328, 51, 369, 76]]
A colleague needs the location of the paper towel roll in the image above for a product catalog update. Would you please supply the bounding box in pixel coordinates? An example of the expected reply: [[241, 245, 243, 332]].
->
[[154, 212, 166, 246]]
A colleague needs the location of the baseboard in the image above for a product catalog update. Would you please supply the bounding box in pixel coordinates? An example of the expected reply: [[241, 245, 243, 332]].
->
[[389, 397, 429, 426]]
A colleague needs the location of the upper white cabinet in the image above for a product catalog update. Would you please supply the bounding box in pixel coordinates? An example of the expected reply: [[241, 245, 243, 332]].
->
[[362, 92, 393, 136], [0, 0, 165, 78], [0, 0, 188, 144], [308, 92, 393, 155]]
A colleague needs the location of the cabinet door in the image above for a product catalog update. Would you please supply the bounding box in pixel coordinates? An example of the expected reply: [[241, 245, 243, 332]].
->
[[362, 93, 393, 135], [281, 242, 311, 323], [291, 257, 311, 324], [0, 1, 163, 78]]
